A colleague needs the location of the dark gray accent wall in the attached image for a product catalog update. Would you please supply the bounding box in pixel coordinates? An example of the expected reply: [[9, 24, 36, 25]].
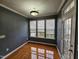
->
[[0, 6, 28, 56]]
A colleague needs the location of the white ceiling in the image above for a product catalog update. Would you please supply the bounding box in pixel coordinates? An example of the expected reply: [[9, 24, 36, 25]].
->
[[0, 0, 65, 18]]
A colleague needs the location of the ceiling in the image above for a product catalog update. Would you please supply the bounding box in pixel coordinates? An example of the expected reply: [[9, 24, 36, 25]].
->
[[0, 0, 65, 18]]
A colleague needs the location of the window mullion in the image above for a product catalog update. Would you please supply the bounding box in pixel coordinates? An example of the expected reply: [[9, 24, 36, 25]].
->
[[36, 20, 38, 37], [45, 19, 46, 38]]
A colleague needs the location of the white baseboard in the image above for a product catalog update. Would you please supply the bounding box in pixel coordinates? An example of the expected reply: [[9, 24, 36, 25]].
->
[[2, 41, 29, 59], [56, 46, 62, 59], [28, 41, 56, 46], [2, 41, 57, 59]]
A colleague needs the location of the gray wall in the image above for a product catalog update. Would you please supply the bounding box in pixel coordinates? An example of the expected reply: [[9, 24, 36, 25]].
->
[[0, 6, 28, 56], [57, 13, 63, 54], [29, 37, 57, 44]]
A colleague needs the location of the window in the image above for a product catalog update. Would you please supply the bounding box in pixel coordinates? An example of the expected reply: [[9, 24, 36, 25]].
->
[[37, 20, 44, 38], [30, 21, 36, 37], [30, 19, 55, 39], [46, 19, 55, 39], [63, 18, 72, 59], [64, 1, 74, 13], [64, 18, 71, 40]]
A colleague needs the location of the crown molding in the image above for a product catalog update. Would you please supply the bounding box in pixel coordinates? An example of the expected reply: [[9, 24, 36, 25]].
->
[[57, 0, 65, 13], [0, 3, 26, 17]]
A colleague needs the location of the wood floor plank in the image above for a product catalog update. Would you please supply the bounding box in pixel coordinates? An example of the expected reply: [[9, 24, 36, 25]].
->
[[5, 42, 60, 59]]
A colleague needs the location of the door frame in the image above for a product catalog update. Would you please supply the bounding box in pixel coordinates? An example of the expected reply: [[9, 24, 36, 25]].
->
[[61, 0, 76, 59]]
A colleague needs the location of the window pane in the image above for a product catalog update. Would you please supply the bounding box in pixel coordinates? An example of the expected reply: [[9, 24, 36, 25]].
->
[[30, 21, 36, 37], [46, 19, 55, 39], [64, 18, 71, 40], [37, 20, 44, 38], [64, 18, 71, 59]]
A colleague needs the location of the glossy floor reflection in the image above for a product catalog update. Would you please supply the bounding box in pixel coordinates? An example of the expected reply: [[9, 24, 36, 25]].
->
[[5, 42, 60, 59], [31, 47, 54, 59]]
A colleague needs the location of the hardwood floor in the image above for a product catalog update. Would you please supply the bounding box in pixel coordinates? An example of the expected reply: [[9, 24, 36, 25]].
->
[[5, 42, 60, 59]]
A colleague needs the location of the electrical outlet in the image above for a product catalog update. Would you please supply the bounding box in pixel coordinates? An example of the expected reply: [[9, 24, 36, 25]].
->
[[6, 48, 9, 52], [0, 55, 3, 58]]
